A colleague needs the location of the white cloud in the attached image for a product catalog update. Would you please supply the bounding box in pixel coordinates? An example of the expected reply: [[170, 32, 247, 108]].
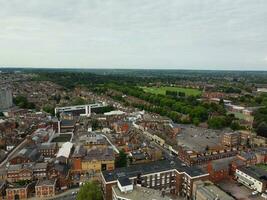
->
[[0, 0, 267, 70]]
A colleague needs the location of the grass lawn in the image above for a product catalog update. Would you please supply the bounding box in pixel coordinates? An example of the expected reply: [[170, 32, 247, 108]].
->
[[141, 86, 202, 96], [256, 164, 267, 171], [51, 134, 72, 142], [227, 111, 254, 121]]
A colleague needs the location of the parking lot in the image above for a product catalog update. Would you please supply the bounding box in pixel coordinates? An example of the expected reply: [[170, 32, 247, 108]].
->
[[217, 179, 265, 200], [177, 125, 224, 152]]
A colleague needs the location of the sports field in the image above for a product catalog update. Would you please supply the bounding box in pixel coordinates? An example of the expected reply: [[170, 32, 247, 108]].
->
[[141, 86, 202, 96]]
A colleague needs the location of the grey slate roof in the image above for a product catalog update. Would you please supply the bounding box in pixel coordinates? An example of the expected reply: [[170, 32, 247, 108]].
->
[[118, 177, 132, 187], [102, 158, 207, 183], [239, 166, 267, 182]]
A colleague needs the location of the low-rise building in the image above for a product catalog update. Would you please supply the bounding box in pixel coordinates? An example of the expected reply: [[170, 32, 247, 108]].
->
[[33, 162, 48, 179], [6, 182, 35, 200], [206, 157, 235, 182], [37, 143, 58, 158], [72, 146, 114, 174], [7, 163, 33, 183], [112, 177, 171, 200], [9, 146, 41, 165], [236, 166, 267, 193], [237, 152, 257, 166], [0, 180, 6, 199], [101, 159, 209, 200], [48, 163, 70, 190], [221, 132, 240, 147], [56, 142, 73, 164], [192, 180, 234, 200], [111, 121, 130, 134], [79, 133, 107, 149], [35, 179, 56, 198]]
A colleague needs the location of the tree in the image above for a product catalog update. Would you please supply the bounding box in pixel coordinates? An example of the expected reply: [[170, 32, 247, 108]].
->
[[77, 181, 102, 200], [73, 97, 86, 105], [230, 121, 242, 131], [13, 96, 35, 109], [256, 122, 267, 138], [42, 104, 55, 115], [91, 119, 102, 130], [115, 150, 128, 168], [208, 116, 226, 129]]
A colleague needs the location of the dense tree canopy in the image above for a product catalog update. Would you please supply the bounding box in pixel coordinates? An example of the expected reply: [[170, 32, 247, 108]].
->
[[42, 104, 55, 115], [115, 150, 128, 168], [77, 181, 102, 200], [13, 96, 35, 109]]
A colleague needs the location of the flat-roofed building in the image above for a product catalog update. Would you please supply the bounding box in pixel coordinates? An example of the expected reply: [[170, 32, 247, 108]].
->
[[221, 132, 240, 147], [101, 159, 209, 200], [236, 166, 267, 193], [112, 177, 171, 200], [72, 146, 114, 174], [192, 180, 234, 200], [79, 133, 107, 149]]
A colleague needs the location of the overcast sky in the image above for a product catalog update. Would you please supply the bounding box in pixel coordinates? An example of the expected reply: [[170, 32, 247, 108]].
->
[[0, 0, 267, 70]]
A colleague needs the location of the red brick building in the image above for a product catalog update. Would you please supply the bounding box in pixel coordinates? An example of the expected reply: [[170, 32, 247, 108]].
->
[[6, 182, 35, 200], [48, 163, 70, 190], [101, 159, 209, 200], [7, 164, 33, 183], [111, 121, 130, 134], [35, 179, 57, 198], [206, 157, 235, 182]]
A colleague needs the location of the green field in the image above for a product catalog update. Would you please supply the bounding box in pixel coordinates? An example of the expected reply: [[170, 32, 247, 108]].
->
[[141, 86, 202, 96], [51, 134, 72, 142], [227, 111, 254, 121], [256, 164, 267, 171]]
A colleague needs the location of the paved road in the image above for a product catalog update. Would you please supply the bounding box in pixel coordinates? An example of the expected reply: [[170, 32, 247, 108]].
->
[[28, 188, 79, 200], [101, 133, 119, 153], [0, 125, 37, 168], [0, 137, 28, 168]]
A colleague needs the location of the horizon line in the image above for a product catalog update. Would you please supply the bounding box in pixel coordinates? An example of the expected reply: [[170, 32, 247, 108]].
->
[[1, 66, 267, 72]]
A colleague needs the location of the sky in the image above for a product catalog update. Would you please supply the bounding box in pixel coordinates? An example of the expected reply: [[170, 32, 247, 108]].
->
[[0, 0, 267, 70]]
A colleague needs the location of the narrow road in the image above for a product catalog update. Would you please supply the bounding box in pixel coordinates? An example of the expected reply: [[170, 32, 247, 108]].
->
[[0, 138, 28, 168], [101, 133, 119, 154], [28, 188, 79, 200], [0, 126, 37, 168]]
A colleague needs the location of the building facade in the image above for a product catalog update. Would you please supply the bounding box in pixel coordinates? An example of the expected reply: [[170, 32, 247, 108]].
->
[[101, 159, 209, 200], [0, 87, 12, 111], [35, 179, 56, 198], [236, 166, 267, 193], [192, 180, 234, 200]]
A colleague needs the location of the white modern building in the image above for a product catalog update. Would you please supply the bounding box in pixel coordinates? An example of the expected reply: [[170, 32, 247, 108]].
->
[[55, 102, 106, 117], [236, 166, 267, 193], [112, 177, 170, 200]]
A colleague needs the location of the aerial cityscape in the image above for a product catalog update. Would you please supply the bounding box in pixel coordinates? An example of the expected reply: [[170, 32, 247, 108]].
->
[[1, 1, 267, 200]]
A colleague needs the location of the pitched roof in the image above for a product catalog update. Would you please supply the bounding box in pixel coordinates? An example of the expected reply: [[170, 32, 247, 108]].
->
[[102, 158, 207, 183], [36, 179, 56, 186], [56, 142, 73, 159]]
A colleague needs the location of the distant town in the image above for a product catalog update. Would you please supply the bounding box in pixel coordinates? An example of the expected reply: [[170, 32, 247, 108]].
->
[[0, 69, 267, 200]]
